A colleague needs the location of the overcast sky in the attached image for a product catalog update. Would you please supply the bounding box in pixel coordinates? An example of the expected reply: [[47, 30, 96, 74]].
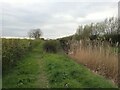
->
[[1, 0, 118, 39]]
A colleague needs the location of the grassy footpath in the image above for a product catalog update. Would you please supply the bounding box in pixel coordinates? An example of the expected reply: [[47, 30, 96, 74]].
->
[[3, 41, 49, 88], [43, 53, 117, 88], [3, 41, 117, 88]]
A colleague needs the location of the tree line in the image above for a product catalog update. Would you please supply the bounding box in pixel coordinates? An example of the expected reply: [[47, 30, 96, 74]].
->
[[75, 17, 119, 43]]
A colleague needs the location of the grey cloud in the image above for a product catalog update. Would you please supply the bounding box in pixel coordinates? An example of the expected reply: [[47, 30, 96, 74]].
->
[[1, 1, 118, 39]]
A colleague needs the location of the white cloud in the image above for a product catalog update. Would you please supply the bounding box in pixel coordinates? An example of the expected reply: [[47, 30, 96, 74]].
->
[[53, 13, 75, 22], [1, 1, 118, 39], [76, 7, 117, 24], [1, 0, 119, 3], [87, 8, 117, 20]]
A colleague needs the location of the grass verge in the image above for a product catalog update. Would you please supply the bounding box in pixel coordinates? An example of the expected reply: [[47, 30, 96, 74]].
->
[[43, 53, 117, 88]]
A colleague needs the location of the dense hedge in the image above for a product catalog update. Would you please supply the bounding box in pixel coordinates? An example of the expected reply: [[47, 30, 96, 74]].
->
[[104, 34, 120, 44], [2, 39, 33, 74], [89, 34, 120, 46], [59, 39, 70, 54], [43, 40, 62, 53]]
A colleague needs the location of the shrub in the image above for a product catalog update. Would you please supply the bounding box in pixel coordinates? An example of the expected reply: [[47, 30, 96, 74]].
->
[[43, 40, 61, 53], [104, 34, 120, 45], [59, 39, 70, 54], [2, 39, 33, 74]]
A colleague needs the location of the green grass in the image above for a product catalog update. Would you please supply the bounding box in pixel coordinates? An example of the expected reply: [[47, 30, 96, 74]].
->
[[43, 53, 117, 88], [3, 41, 49, 88], [3, 40, 118, 88]]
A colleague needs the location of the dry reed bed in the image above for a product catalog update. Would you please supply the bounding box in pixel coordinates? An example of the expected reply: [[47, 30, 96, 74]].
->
[[69, 40, 118, 84]]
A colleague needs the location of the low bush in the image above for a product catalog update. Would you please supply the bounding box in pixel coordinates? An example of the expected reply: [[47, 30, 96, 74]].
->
[[43, 40, 61, 53], [2, 39, 34, 74]]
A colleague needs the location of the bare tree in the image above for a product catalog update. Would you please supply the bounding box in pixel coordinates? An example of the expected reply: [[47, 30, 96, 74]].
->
[[28, 28, 42, 39]]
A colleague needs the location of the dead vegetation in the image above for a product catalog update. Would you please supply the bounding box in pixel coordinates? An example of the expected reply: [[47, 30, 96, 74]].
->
[[69, 39, 118, 84]]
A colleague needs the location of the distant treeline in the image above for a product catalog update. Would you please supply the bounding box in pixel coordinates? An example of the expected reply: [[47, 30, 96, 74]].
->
[[58, 17, 119, 53]]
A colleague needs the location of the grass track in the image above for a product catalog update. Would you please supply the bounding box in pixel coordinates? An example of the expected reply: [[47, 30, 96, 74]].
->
[[3, 41, 117, 88]]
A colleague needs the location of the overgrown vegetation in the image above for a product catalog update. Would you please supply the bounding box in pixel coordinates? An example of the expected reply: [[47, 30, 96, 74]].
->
[[58, 17, 119, 85], [69, 39, 118, 83], [58, 36, 72, 54], [43, 40, 62, 53], [3, 41, 117, 88], [2, 39, 33, 74]]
